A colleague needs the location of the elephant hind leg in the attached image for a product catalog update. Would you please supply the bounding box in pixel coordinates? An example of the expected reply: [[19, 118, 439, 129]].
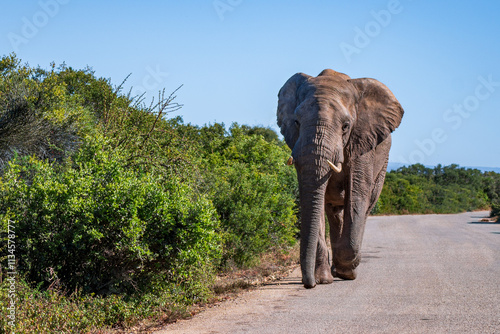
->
[[367, 157, 388, 214]]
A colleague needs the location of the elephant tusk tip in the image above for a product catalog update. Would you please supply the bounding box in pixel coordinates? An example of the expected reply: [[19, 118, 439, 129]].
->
[[327, 160, 342, 173], [287, 156, 294, 166]]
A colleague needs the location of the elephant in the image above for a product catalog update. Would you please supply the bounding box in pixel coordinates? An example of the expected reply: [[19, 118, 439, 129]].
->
[[277, 69, 404, 288]]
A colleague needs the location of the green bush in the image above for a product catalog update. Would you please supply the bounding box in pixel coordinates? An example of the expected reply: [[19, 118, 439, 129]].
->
[[0, 135, 222, 297], [0, 55, 96, 170], [209, 162, 297, 267], [142, 119, 299, 268], [199, 125, 298, 268], [491, 200, 500, 218]]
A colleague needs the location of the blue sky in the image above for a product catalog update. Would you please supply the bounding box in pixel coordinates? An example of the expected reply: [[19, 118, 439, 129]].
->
[[1, 1, 500, 167]]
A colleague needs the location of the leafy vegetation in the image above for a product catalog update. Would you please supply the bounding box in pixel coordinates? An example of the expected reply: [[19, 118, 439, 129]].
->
[[0, 54, 499, 332], [1, 139, 222, 296], [0, 54, 297, 332], [373, 164, 495, 215]]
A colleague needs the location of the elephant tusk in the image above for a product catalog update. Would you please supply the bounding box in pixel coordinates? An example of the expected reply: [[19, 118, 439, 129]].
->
[[287, 156, 294, 165], [327, 160, 342, 173]]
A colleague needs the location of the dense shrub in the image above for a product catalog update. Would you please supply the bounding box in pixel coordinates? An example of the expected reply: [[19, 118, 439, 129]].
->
[[207, 160, 297, 267], [0, 55, 94, 170], [176, 122, 299, 268], [0, 135, 222, 297], [490, 200, 500, 219]]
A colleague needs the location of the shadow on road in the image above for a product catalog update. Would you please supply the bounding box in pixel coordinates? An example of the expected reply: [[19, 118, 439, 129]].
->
[[468, 221, 499, 225], [265, 279, 303, 287]]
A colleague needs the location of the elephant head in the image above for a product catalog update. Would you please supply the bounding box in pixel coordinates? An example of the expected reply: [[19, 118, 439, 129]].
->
[[277, 69, 403, 288]]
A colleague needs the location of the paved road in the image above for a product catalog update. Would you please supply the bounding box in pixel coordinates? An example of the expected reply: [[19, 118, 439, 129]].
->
[[158, 212, 500, 333]]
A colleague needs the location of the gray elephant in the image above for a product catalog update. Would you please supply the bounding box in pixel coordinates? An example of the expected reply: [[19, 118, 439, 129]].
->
[[277, 69, 404, 288]]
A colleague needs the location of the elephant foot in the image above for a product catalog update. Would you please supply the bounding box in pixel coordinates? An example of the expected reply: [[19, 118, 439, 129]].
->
[[332, 267, 357, 280], [315, 264, 334, 285], [302, 276, 316, 289]]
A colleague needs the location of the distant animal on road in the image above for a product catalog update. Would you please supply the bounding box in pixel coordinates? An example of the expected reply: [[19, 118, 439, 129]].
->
[[277, 69, 404, 288]]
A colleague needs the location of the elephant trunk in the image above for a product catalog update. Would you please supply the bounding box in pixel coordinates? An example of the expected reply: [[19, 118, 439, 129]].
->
[[297, 160, 330, 289]]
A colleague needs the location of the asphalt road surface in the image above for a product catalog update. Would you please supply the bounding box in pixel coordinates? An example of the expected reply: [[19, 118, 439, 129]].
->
[[157, 212, 500, 333]]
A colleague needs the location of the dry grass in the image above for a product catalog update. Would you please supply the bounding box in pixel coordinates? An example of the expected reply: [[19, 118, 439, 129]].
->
[[212, 244, 300, 295], [480, 216, 499, 223]]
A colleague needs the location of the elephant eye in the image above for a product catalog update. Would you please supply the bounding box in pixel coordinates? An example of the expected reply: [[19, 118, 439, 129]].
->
[[294, 120, 300, 128], [342, 122, 350, 132]]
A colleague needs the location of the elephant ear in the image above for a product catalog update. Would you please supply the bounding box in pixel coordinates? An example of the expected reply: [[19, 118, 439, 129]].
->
[[347, 78, 404, 157], [277, 72, 310, 150]]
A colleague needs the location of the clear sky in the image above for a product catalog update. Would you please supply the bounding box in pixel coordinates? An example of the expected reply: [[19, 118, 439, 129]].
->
[[1, 1, 499, 167]]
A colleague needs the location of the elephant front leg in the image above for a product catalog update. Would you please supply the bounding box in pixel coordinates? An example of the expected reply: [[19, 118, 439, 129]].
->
[[315, 213, 334, 284]]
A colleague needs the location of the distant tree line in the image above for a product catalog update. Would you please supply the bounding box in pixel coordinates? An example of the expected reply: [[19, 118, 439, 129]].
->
[[373, 163, 499, 217]]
